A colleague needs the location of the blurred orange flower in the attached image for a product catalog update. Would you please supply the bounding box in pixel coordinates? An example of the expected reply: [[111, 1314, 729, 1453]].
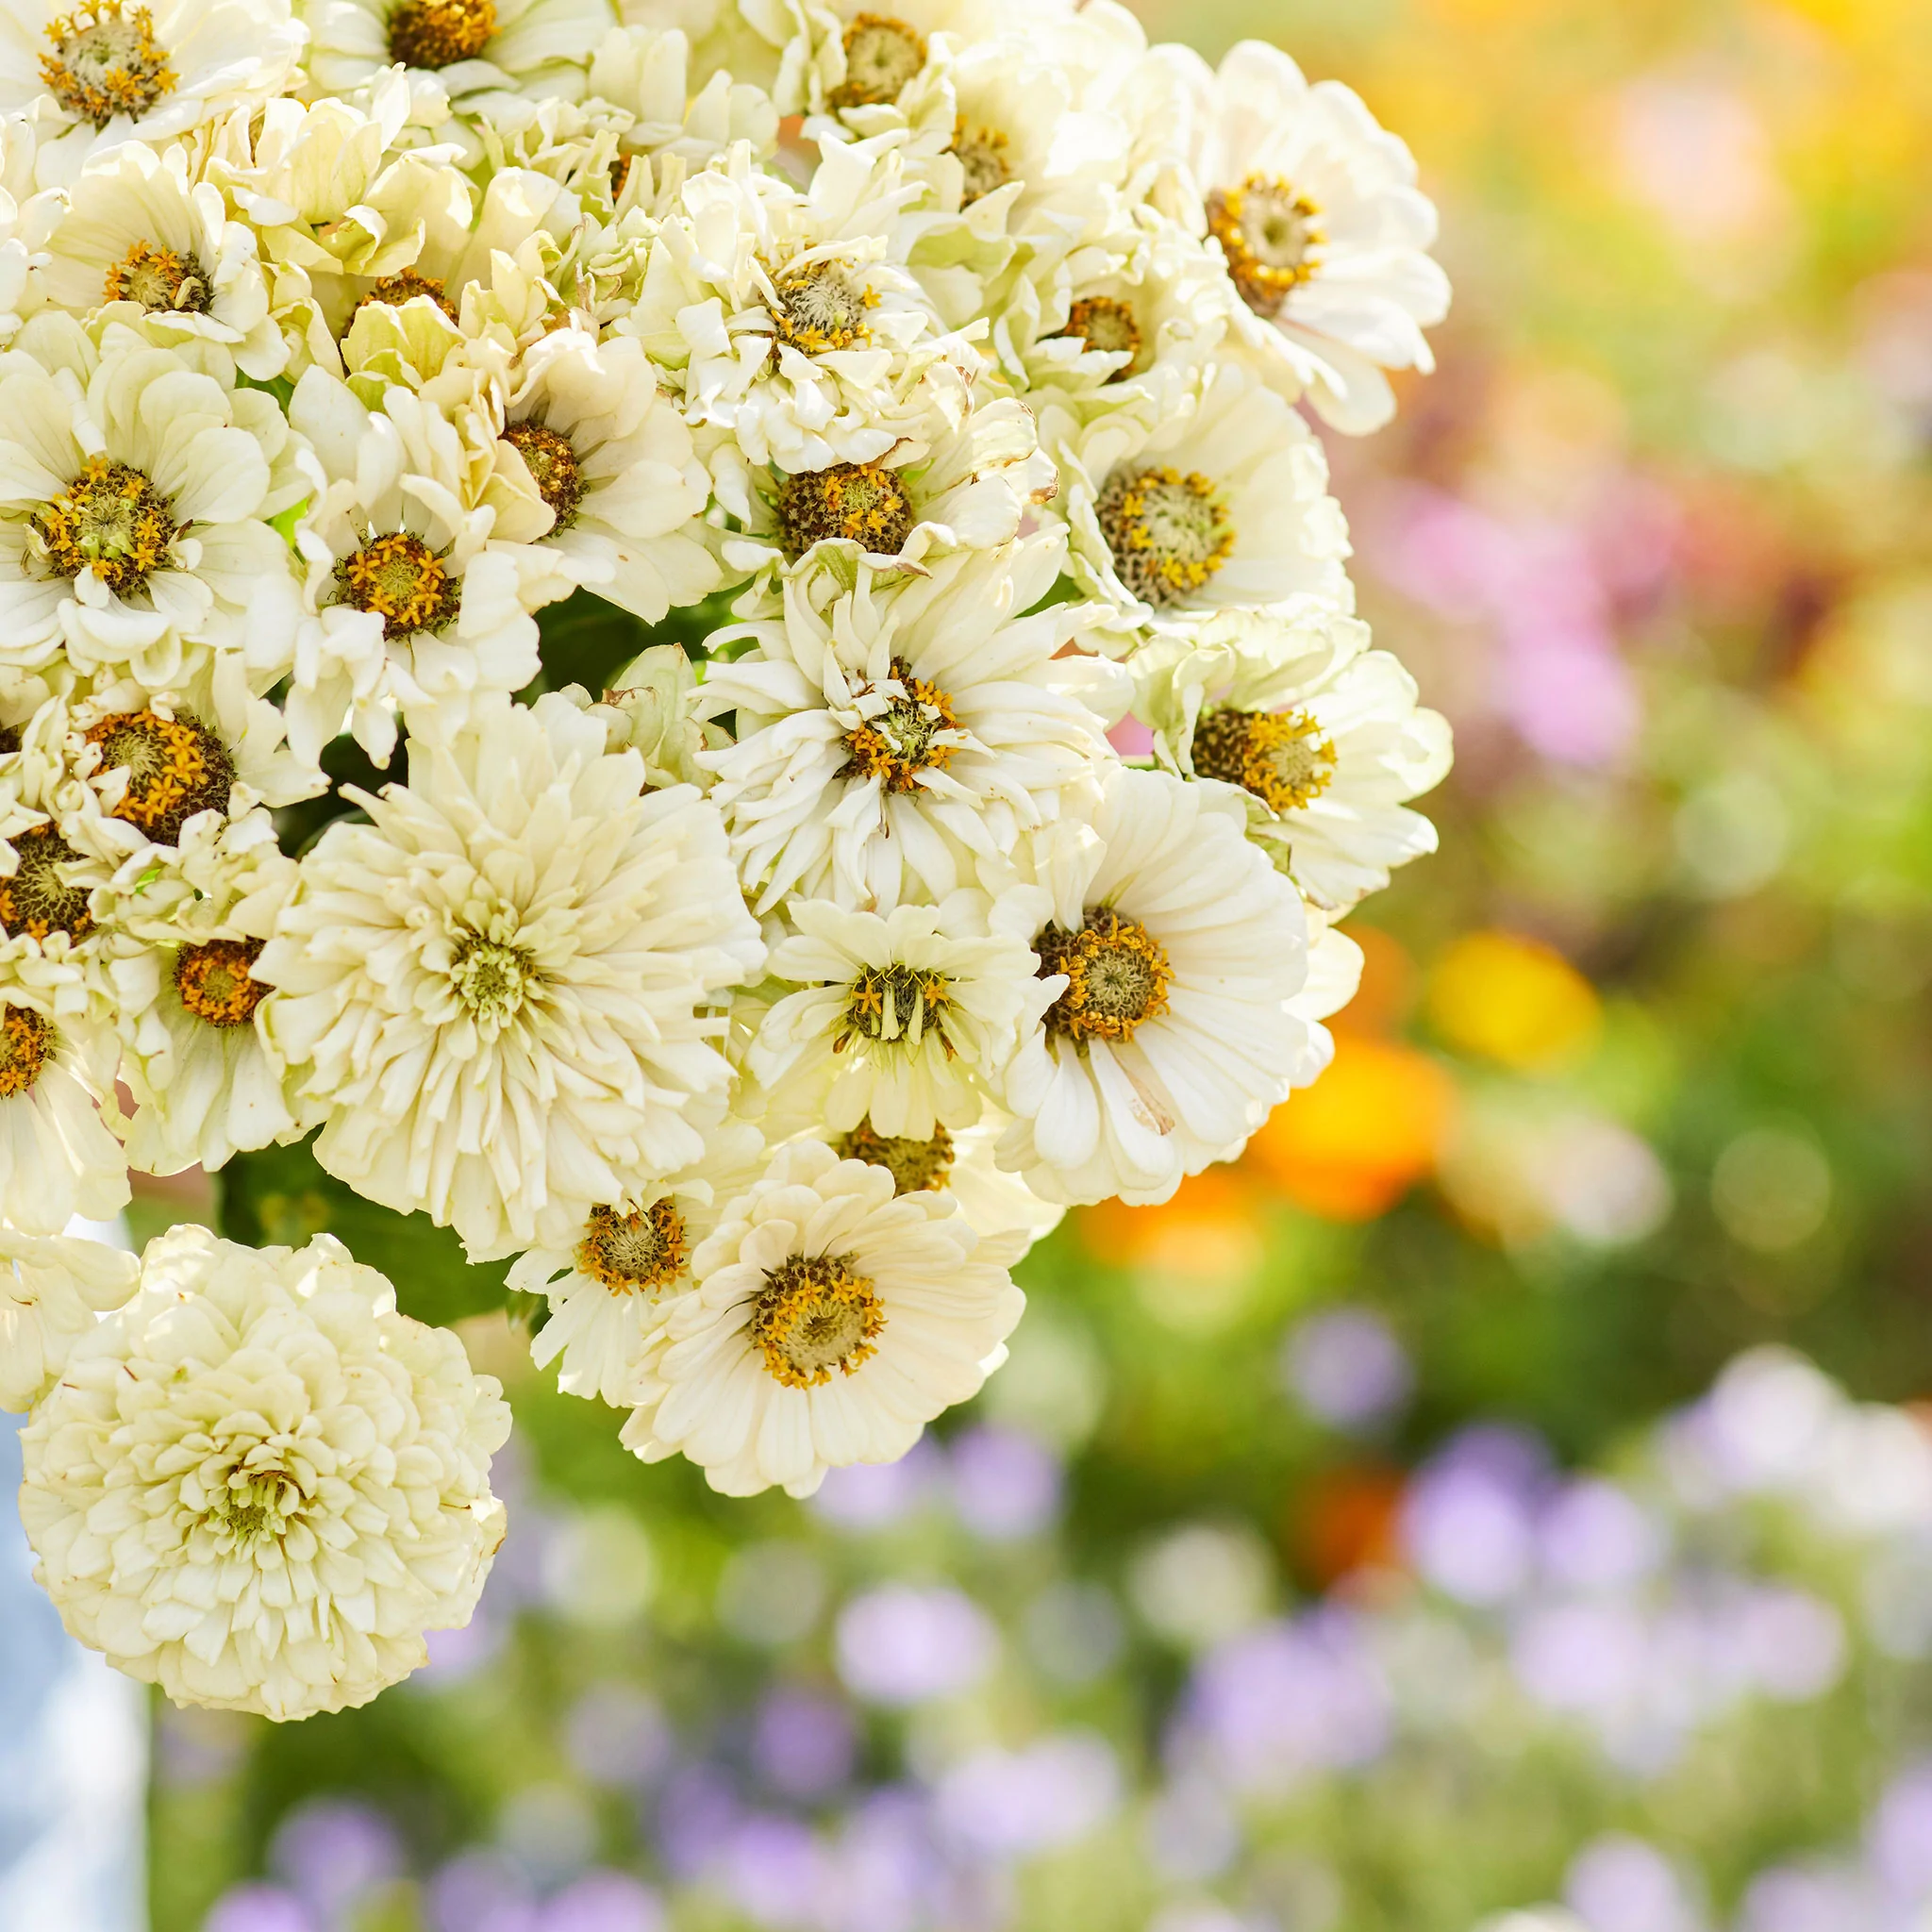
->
[[1291, 1462, 1408, 1589], [1080, 1167, 1264, 1276], [1425, 929, 1602, 1071]]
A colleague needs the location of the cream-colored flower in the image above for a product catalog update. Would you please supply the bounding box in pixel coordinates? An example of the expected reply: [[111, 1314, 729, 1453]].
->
[[749, 892, 1045, 1139], [0, 315, 310, 691], [508, 1115, 764, 1405], [1158, 39, 1451, 435], [482, 325, 720, 620], [0, 1224, 136, 1410], [622, 1136, 1023, 1497], [0, 0, 304, 187], [1131, 607, 1453, 913], [995, 766, 1311, 1207], [698, 535, 1123, 913], [304, 0, 615, 108], [0, 997, 129, 1234], [588, 23, 779, 168], [0, 113, 59, 347], [260, 694, 766, 1261], [42, 139, 286, 378], [1048, 351, 1353, 646], [593, 642, 729, 791], [19, 1225, 510, 1720]]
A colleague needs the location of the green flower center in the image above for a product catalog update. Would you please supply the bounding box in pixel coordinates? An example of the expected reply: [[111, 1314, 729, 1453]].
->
[[839, 964, 954, 1052], [576, 1200, 689, 1295], [834, 1117, 956, 1194], [87, 709, 234, 842], [1057, 295, 1142, 379], [40, 1, 175, 126], [175, 939, 270, 1028], [777, 460, 914, 558], [449, 934, 540, 1021], [104, 239, 209, 314], [0, 1007, 52, 1098], [387, 0, 496, 69], [0, 826, 94, 943], [34, 456, 179, 596], [838, 658, 958, 792], [753, 1253, 885, 1388], [950, 123, 1010, 205], [1191, 706, 1338, 814], [829, 12, 926, 108], [505, 422, 586, 531], [337, 530, 462, 639], [1037, 910, 1173, 1045], [1095, 464, 1235, 608], [774, 261, 874, 355], [1207, 175, 1325, 318]]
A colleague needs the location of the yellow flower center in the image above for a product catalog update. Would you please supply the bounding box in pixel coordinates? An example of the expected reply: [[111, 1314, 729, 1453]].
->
[[838, 658, 958, 793], [949, 123, 1010, 206], [386, 0, 496, 70], [838, 964, 954, 1055], [356, 269, 459, 322], [1095, 464, 1235, 608], [1037, 910, 1173, 1045], [449, 932, 540, 1022], [1207, 175, 1326, 319], [1056, 295, 1142, 379], [175, 939, 270, 1029], [104, 239, 209, 314], [33, 456, 178, 596], [829, 12, 926, 108], [86, 709, 235, 843], [753, 1252, 885, 1389], [773, 261, 876, 356], [40, 1, 175, 127], [576, 1200, 690, 1295], [337, 530, 461, 639], [0, 1007, 53, 1099], [833, 1117, 955, 1194], [0, 826, 94, 943], [1191, 706, 1337, 814], [777, 460, 914, 558], [504, 422, 585, 531]]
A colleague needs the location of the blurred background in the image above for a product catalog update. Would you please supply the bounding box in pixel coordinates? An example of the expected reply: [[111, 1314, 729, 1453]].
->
[[13, 0, 1932, 1926]]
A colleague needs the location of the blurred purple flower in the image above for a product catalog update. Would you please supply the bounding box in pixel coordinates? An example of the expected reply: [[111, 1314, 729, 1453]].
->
[[826, 1789, 951, 1932], [835, 1585, 998, 1707], [1281, 1308, 1413, 1432], [1737, 1587, 1845, 1702], [204, 1885, 315, 1932], [722, 1813, 830, 1929], [537, 1871, 664, 1932], [565, 1684, 673, 1791], [1870, 1759, 1932, 1903], [1564, 1833, 1702, 1932], [1538, 1479, 1664, 1594], [655, 1764, 741, 1882], [933, 1731, 1120, 1861], [428, 1850, 538, 1932], [1402, 1435, 1546, 1606], [268, 1798, 402, 1926], [1738, 1865, 1877, 1932], [947, 1424, 1064, 1541], [1510, 1600, 1648, 1717], [753, 1687, 858, 1800], [810, 1439, 944, 1532], [1143, 1777, 1241, 1884]]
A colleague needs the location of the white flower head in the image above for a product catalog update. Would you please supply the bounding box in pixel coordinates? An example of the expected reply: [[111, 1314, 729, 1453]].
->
[[750, 891, 1046, 1140], [594, 641, 729, 791], [305, 0, 615, 108], [0, 0, 305, 185], [588, 23, 779, 168], [1159, 40, 1452, 435], [1132, 606, 1452, 913], [19, 1225, 510, 1719], [259, 694, 766, 1261], [622, 1135, 1024, 1496], [0, 1224, 137, 1411], [698, 534, 1123, 913], [508, 1113, 765, 1405], [0, 996, 128, 1233], [1050, 352, 1353, 646], [996, 766, 1312, 1206]]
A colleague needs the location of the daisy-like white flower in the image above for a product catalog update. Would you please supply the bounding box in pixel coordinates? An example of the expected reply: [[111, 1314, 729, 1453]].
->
[[18, 1225, 510, 1720], [749, 892, 1045, 1140], [507, 1115, 765, 1405], [0, 998, 130, 1234], [287, 369, 562, 764], [588, 23, 779, 169], [482, 325, 721, 621], [1158, 39, 1451, 435], [259, 694, 766, 1261], [1131, 606, 1453, 913], [698, 534, 1123, 914], [1049, 352, 1353, 646], [995, 766, 1310, 1207], [41, 139, 286, 378], [0, 114, 59, 348], [0, 315, 310, 691], [621, 1136, 1024, 1496], [617, 135, 983, 473], [0, 1224, 137, 1411], [0, 0, 304, 187], [304, 0, 615, 108]]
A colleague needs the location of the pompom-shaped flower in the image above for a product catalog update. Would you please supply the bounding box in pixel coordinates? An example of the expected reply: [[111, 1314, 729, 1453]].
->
[[259, 694, 766, 1261], [997, 766, 1312, 1207], [18, 1226, 510, 1720], [0, 1223, 137, 1411], [623, 1137, 1024, 1497]]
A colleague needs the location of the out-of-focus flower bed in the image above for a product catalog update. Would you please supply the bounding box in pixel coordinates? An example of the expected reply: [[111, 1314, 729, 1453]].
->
[[151, 0, 1932, 1927]]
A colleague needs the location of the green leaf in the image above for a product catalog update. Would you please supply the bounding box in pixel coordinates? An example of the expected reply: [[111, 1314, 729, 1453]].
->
[[526, 585, 741, 700], [217, 1132, 512, 1329]]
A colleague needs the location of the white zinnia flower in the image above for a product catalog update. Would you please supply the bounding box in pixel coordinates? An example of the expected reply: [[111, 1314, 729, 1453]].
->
[[996, 766, 1311, 1207], [0, 315, 309, 690], [0, 998, 130, 1234], [304, 0, 615, 106], [1158, 40, 1451, 435], [19, 1225, 510, 1720], [0, 1224, 137, 1411], [622, 1136, 1024, 1497], [1049, 353, 1353, 646], [259, 695, 766, 1262], [749, 892, 1045, 1139], [1132, 607, 1453, 913], [41, 139, 286, 378], [483, 325, 721, 622], [0, 0, 304, 187], [507, 1115, 765, 1406], [698, 535, 1123, 914]]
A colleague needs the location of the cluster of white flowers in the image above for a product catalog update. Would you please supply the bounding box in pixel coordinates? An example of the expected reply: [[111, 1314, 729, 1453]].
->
[[0, 0, 1450, 1713]]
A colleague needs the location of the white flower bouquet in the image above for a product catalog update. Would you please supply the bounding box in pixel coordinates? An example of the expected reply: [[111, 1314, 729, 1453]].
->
[[0, 0, 1452, 1719]]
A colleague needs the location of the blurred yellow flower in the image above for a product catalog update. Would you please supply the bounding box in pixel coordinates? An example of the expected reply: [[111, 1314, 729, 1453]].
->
[[1425, 929, 1602, 1071]]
